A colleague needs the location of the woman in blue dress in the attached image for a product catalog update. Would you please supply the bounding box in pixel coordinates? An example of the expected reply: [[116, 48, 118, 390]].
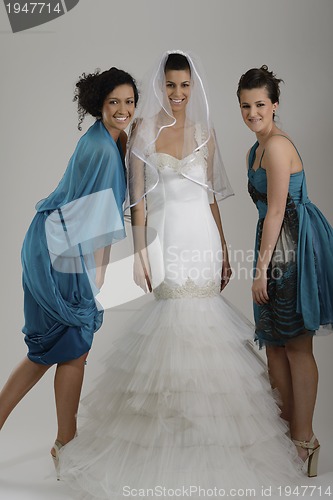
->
[[237, 65, 333, 477], [0, 67, 138, 474]]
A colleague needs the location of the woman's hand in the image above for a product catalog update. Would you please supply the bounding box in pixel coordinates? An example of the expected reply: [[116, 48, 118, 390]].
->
[[221, 258, 232, 291], [133, 251, 152, 293], [252, 270, 269, 305]]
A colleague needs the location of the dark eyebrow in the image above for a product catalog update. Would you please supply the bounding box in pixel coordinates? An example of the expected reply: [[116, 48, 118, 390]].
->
[[166, 80, 190, 84], [108, 96, 134, 100], [241, 100, 266, 105]]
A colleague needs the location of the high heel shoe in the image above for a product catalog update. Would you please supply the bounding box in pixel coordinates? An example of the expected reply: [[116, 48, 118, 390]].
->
[[51, 440, 64, 480], [292, 435, 320, 477]]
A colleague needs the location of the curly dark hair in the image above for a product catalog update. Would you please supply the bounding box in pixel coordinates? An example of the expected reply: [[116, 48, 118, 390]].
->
[[237, 65, 284, 111], [74, 67, 139, 130], [164, 53, 191, 74]]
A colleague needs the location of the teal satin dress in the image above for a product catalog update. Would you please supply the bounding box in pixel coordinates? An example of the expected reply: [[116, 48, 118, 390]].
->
[[248, 138, 333, 348], [21, 120, 126, 364]]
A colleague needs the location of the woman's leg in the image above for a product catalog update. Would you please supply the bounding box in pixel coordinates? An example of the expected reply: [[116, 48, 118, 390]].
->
[[285, 335, 319, 459], [265, 345, 293, 422], [52, 352, 88, 450], [0, 357, 51, 429]]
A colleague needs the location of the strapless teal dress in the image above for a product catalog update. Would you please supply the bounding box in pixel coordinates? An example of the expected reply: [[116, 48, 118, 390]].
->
[[248, 140, 333, 348]]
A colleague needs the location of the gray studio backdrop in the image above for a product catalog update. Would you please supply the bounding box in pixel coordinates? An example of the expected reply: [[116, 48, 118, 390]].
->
[[0, 0, 332, 469]]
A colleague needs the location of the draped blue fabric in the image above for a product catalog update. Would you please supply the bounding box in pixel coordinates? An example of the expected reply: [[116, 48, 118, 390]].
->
[[248, 141, 333, 337], [21, 120, 126, 365]]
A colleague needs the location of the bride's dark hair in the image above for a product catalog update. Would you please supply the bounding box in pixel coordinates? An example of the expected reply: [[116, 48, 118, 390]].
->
[[164, 53, 191, 74]]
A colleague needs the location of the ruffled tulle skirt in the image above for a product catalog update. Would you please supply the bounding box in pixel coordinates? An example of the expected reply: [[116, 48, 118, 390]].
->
[[59, 295, 301, 499]]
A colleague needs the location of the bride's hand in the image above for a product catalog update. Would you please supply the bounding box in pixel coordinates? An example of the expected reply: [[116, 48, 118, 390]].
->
[[220, 259, 232, 291], [133, 252, 152, 293]]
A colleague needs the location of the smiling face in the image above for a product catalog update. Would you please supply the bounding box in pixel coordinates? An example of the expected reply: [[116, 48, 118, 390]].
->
[[101, 84, 135, 140], [165, 69, 191, 115], [239, 87, 278, 136]]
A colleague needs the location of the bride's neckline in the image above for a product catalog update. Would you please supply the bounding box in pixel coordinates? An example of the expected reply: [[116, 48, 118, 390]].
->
[[153, 150, 199, 162], [148, 123, 206, 161], [154, 151, 184, 161]]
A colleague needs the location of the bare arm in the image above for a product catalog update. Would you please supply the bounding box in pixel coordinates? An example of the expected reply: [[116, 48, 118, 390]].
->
[[128, 135, 153, 294], [94, 245, 111, 289], [207, 132, 232, 290], [131, 199, 152, 293], [210, 197, 232, 291]]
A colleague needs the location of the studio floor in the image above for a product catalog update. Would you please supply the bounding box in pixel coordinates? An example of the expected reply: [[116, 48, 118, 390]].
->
[[1, 302, 332, 500]]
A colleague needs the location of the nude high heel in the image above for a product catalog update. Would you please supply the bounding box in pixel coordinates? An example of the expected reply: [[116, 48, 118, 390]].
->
[[51, 440, 64, 480], [292, 435, 320, 477]]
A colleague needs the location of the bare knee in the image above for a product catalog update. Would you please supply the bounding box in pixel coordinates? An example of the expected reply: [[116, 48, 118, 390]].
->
[[285, 335, 314, 362], [266, 345, 287, 364]]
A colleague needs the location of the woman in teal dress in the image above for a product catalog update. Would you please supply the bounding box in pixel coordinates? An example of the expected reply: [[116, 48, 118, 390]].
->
[[0, 67, 138, 473], [237, 65, 333, 477]]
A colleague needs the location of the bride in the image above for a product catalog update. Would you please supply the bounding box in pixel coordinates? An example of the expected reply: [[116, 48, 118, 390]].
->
[[59, 50, 301, 499]]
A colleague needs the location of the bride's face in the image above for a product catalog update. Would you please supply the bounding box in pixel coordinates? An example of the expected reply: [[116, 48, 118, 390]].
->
[[165, 69, 191, 114]]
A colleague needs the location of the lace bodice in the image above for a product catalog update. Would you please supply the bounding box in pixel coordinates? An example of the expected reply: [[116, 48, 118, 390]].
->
[[143, 122, 221, 300], [154, 277, 220, 300], [144, 122, 209, 159], [144, 123, 209, 185]]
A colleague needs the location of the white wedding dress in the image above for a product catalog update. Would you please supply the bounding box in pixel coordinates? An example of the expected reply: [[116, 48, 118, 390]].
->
[[59, 142, 301, 498]]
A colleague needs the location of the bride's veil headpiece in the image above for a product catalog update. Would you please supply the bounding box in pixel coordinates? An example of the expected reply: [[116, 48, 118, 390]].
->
[[126, 49, 234, 209]]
